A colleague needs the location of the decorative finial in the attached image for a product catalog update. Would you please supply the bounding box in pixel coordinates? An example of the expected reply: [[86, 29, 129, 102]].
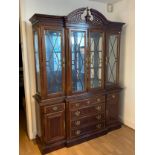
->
[[85, 7, 91, 22]]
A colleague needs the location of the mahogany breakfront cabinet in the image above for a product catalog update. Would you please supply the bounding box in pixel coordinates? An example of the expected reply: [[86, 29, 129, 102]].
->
[[30, 7, 125, 154]]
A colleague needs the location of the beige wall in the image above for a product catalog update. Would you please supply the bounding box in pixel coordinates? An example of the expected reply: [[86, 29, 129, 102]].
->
[[115, 0, 135, 129], [20, 0, 135, 139]]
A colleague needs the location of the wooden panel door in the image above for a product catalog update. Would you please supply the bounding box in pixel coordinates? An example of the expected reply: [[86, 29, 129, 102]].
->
[[106, 93, 119, 125], [43, 110, 65, 144]]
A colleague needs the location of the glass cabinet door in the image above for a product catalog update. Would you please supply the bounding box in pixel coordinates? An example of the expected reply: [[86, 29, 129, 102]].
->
[[89, 32, 104, 89], [106, 34, 119, 86], [33, 31, 41, 93], [71, 30, 86, 92], [44, 30, 64, 94]]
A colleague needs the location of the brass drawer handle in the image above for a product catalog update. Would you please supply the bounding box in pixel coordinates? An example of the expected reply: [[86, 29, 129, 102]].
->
[[76, 130, 81, 135], [95, 106, 101, 111], [75, 120, 81, 126], [96, 124, 102, 129], [75, 103, 80, 107], [75, 111, 80, 116], [52, 106, 58, 111], [96, 115, 101, 120], [87, 100, 90, 104], [97, 98, 101, 102], [112, 95, 115, 98]]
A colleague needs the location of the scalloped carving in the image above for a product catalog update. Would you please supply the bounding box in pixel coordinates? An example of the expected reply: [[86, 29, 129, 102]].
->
[[66, 7, 109, 25]]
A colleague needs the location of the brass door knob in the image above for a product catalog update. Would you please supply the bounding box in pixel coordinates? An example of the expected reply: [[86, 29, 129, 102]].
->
[[62, 58, 65, 68], [62, 63, 65, 68], [106, 57, 108, 65]]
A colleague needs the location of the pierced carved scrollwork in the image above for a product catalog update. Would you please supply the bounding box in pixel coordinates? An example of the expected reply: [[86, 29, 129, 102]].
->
[[66, 7, 109, 26], [89, 8, 109, 25], [67, 7, 86, 24]]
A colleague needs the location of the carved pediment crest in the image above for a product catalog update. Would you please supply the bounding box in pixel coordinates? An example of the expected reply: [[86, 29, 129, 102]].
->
[[66, 7, 109, 25]]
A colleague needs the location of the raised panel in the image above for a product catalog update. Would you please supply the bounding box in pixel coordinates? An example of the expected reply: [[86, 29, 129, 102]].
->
[[106, 93, 119, 125], [44, 111, 65, 143]]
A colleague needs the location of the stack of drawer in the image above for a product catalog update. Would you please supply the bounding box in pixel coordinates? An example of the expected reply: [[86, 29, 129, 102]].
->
[[69, 95, 106, 138]]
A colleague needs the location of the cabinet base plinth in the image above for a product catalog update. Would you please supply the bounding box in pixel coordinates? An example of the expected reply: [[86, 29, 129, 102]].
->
[[66, 123, 121, 147], [36, 136, 66, 155], [36, 123, 122, 154], [107, 121, 122, 132], [66, 129, 108, 147]]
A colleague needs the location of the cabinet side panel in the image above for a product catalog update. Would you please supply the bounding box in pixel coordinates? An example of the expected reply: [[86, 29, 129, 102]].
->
[[35, 101, 42, 137]]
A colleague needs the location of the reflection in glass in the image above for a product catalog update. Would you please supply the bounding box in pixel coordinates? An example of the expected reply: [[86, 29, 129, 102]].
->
[[90, 32, 104, 88], [71, 31, 85, 92], [106, 35, 118, 84], [34, 31, 41, 93], [44, 30, 62, 93]]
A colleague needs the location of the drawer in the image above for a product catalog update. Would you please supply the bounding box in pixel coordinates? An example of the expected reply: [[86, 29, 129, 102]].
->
[[43, 103, 65, 114], [70, 103, 105, 120], [69, 96, 105, 110], [71, 113, 105, 128], [71, 121, 105, 137]]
